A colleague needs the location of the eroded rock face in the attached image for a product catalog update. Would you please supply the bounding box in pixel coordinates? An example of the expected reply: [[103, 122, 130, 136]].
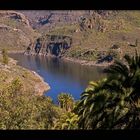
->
[[30, 35, 72, 57], [46, 42, 70, 56]]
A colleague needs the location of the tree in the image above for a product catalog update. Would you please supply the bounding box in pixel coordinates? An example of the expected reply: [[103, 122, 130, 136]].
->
[[103, 51, 140, 128], [105, 50, 140, 102], [2, 48, 8, 65], [53, 112, 79, 130], [74, 79, 113, 129], [8, 77, 23, 96], [0, 78, 63, 129], [74, 51, 140, 129], [57, 93, 74, 111]]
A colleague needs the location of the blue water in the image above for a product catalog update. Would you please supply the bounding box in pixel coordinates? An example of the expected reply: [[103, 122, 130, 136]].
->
[[9, 54, 106, 102]]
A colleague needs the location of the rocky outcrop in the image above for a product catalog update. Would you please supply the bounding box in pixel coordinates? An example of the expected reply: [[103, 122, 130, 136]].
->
[[0, 10, 39, 50], [44, 35, 72, 57], [25, 35, 72, 57], [0, 10, 30, 27]]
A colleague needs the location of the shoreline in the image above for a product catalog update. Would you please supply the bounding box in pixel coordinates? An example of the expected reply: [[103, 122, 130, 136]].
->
[[61, 56, 114, 67], [7, 50, 112, 96], [9, 50, 113, 68], [30, 70, 50, 96], [8, 53, 50, 96], [7, 50, 25, 54]]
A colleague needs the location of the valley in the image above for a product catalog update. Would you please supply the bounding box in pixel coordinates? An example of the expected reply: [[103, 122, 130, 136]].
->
[[0, 10, 140, 129]]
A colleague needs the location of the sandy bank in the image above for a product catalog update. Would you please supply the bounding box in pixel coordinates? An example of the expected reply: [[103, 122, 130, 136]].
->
[[8, 50, 113, 68], [62, 57, 114, 67], [31, 70, 50, 96]]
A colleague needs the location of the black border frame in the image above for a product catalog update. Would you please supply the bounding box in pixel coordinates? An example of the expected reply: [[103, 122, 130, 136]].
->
[[0, 0, 140, 139], [0, 0, 140, 10], [0, 130, 140, 140]]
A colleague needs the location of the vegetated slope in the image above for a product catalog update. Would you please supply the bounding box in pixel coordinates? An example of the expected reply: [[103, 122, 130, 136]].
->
[[0, 10, 40, 51], [0, 53, 64, 129], [23, 10, 140, 61], [0, 52, 76, 130], [0, 53, 50, 95]]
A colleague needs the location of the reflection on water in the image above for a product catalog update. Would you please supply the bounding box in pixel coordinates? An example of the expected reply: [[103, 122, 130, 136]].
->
[[9, 53, 106, 102]]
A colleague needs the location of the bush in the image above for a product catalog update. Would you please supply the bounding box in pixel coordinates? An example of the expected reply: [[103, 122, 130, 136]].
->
[[0, 78, 63, 129], [2, 48, 9, 65], [53, 112, 79, 130]]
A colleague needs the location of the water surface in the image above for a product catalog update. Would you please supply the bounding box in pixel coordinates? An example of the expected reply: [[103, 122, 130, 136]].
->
[[9, 54, 106, 102]]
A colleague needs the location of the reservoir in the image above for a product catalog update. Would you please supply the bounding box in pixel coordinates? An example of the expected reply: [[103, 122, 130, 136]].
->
[[9, 53, 106, 102]]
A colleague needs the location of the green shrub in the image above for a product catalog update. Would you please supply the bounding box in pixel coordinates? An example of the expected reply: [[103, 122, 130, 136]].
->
[[2, 48, 9, 65], [53, 112, 79, 130]]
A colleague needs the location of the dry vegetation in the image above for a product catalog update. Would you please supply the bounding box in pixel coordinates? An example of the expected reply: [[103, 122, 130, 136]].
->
[[0, 11, 40, 51], [41, 11, 140, 61]]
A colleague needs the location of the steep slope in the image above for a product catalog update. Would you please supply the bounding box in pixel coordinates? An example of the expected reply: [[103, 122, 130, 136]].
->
[[1, 10, 140, 63], [18, 10, 89, 30], [0, 10, 40, 51]]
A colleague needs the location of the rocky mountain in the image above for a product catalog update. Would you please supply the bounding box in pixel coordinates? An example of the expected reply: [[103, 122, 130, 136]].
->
[[1, 10, 140, 62], [18, 10, 118, 30], [18, 10, 90, 29], [0, 10, 39, 50]]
